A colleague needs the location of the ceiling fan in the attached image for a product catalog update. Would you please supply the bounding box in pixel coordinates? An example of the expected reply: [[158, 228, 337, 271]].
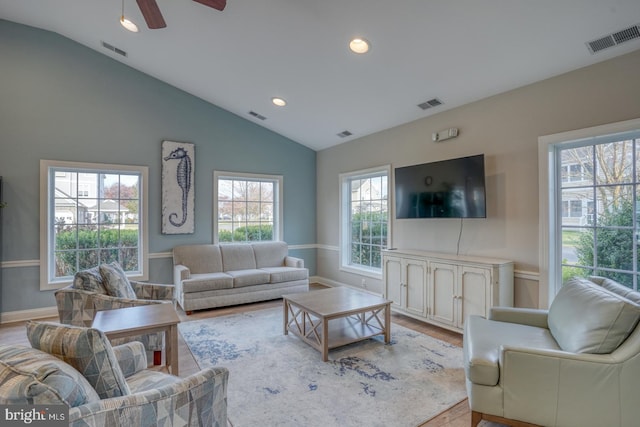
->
[[135, 0, 226, 29]]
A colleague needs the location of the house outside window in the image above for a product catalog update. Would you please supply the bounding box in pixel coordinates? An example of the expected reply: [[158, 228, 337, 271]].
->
[[339, 165, 390, 277], [40, 160, 148, 290], [540, 119, 640, 304], [213, 171, 283, 243]]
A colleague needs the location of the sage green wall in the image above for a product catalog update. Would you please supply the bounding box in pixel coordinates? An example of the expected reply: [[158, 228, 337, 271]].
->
[[316, 49, 640, 308], [0, 20, 316, 314]]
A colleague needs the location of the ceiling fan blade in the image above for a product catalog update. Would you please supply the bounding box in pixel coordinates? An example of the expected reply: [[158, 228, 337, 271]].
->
[[136, 0, 167, 29], [193, 0, 227, 12]]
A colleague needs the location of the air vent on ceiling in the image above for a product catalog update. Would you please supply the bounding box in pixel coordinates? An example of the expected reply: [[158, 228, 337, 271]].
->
[[248, 111, 267, 120], [337, 130, 353, 138], [101, 41, 127, 57], [417, 98, 443, 110], [586, 24, 640, 54]]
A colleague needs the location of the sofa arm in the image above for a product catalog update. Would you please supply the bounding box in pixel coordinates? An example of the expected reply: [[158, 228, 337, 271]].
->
[[69, 367, 229, 427], [54, 287, 97, 327], [130, 281, 174, 301], [112, 341, 148, 378], [489, 307, 549, 329], [285, 256, 304, 268], [174, 264, 191, 282]]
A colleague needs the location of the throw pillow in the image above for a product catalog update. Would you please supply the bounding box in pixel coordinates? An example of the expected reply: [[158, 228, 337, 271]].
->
[[99, 262, 137, 299], [548, 277, 640, 353], [73, 266, 107, 294], [0, 345, 100, 407], [26, 321, 131, 399]]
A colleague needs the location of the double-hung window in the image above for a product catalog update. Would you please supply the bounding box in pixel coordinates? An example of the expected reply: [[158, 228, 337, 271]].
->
[[40, 160, 148, 290], [213, 171, 283, 243], [340, 165, 390, 276], [540, 118, 640, 304]]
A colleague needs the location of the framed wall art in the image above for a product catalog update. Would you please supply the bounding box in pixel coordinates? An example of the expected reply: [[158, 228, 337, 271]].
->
[[162, 140, 195, 234]]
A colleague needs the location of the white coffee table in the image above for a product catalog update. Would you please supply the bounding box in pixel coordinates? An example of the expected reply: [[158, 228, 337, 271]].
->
[[283, 287, 391, 361]]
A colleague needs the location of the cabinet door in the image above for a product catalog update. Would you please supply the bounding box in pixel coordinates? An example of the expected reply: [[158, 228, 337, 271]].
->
[[383, 256, 403, 309], [429, 262, 456, 326], [404, 259, 427, 316], [458, 266, 491, 329]]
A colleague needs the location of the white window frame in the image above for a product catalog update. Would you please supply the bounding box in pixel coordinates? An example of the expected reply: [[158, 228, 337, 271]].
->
[[538, 117, 640, 308], [39, 160, 149, 290], [339, 165, 391, 279], [213, 171, 283, 244]]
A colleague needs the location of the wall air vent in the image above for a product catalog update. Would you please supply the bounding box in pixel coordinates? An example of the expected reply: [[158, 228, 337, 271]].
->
[[337, 130, 353, 138], [101, 41, 127, 57], [586, 24, 640, 54], [248, 111, 267, 120], [417, 98, 443, 110]]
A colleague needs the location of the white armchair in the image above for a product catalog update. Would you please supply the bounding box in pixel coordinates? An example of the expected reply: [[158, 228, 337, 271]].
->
[[464, 276, 640, 427]]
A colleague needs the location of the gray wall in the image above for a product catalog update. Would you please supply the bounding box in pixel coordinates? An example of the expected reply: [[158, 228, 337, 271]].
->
[[0, 20, 316, 314], [316, 48, 640, 308]]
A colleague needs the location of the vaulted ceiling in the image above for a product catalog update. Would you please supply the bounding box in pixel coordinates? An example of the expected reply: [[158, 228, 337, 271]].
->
[[2, 0, 639, 151]]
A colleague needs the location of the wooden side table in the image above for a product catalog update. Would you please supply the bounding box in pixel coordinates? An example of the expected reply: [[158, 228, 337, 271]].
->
[[92, 303, 181, 375]]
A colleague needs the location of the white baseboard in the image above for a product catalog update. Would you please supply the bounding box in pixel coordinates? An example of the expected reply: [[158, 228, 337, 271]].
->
[[1, 306, 58, 324]]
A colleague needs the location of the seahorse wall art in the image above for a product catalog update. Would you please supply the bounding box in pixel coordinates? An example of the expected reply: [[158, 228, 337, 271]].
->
[[162, 141, 195, 234]]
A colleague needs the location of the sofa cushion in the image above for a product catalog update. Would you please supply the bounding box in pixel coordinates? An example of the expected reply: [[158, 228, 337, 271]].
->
[[227, 269, 270, 288], [183, 272, 234, 293], [99, 262, 137, 299], [261, 266, 308, 283], [220, 244, 257, 271], [26, 321, 131, 399], [0, 345, 100, 407], [73, 266, 107, 294], [548, 278, 640, 354], [464, 315, 559, 386], [173, 244, 224, 274], [252, 241, 288, 268]]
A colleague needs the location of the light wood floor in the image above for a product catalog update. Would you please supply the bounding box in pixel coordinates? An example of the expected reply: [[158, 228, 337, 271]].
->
[[0, 284, 475, 427]]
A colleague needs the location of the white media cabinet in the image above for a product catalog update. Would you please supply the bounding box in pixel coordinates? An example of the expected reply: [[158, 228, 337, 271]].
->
[[382, 249, 514, 333]]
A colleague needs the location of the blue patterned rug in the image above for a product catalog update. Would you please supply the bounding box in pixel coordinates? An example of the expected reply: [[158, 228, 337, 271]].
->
[[179, 307, 466, 427]]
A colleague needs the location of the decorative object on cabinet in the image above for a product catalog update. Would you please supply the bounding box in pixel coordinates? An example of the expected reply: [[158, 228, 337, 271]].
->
[[382, 249, 513, 333], [162, 140, 195, 234]]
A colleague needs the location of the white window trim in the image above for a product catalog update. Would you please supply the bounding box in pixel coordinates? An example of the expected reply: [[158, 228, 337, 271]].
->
[[212, 170, 283, 244], [339, 164, 391, 279], [39, 160, 149, 291], [538, 117, 640, 308]]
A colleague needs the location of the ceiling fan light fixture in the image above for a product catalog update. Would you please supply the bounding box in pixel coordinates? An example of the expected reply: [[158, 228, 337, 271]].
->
[[349, 37, 370, 54], [272, 97, 287, 107], [120, 16, 139, 32]]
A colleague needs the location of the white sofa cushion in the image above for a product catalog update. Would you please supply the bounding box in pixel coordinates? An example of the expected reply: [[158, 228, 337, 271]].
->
[[252, 241, 288, 268], [220, 244, 257, 271], [182, 273, 234, 293], [227, 269, 270, 288], [261, 266, 308, 283], [548, 278, 640, 354], [173, 244, 224, 274]]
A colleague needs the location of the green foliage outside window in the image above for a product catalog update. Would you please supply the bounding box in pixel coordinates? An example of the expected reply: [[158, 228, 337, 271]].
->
[[219, 224, 273, 242], [54, 228, 139, 277]]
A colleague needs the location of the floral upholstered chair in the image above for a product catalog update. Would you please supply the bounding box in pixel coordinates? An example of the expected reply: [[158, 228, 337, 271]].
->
[[3, 321, 229, 427], [54, 262, 175, 364]]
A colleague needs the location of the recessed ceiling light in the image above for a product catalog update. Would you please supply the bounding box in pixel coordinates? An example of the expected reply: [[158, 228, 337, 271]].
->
[[120, 16, 139, 32], [349, 37, 370, 54], [272, 97, 287, 107]]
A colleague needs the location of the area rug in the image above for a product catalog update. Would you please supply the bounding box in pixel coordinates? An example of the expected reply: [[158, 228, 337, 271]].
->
[[179, 308, 467, 427]]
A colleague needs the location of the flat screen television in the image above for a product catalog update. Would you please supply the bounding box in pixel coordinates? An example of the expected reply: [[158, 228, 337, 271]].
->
[[395, 154, 486, 219]]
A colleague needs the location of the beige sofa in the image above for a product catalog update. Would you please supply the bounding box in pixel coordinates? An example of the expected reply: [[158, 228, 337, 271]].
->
[[463, 276, 640, 427], [173, 241, 309, 313]]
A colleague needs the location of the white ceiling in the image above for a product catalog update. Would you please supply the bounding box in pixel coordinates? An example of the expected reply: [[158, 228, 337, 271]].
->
[[2, 0, 639, 151]]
